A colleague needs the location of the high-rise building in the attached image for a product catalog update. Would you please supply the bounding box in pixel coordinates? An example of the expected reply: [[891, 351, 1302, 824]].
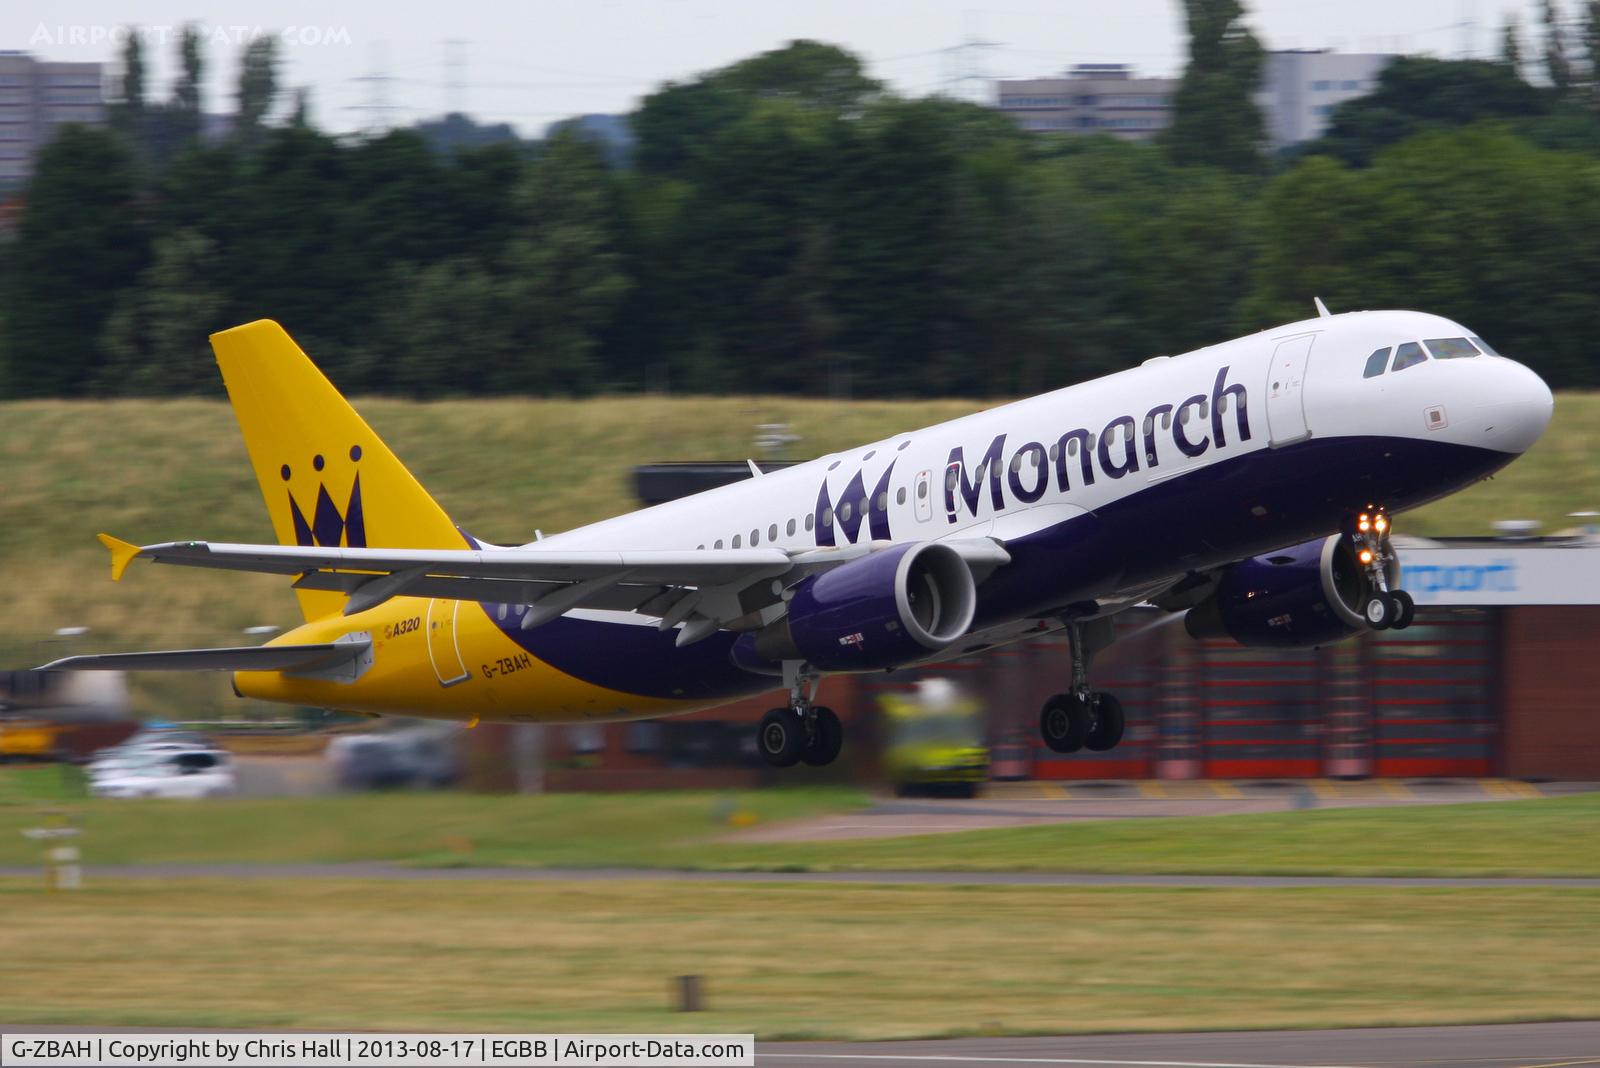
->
[[0, 52, 107, 186], [1256, 50, 1395, 149], [994, 64, 1177, 142]]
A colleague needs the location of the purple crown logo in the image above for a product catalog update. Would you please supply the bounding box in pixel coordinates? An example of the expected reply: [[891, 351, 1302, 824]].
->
[[281, 445, 366, 549]]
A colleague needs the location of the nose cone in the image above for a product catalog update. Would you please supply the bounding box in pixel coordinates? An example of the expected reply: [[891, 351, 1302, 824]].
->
[[1476, 358, 1554, 454]]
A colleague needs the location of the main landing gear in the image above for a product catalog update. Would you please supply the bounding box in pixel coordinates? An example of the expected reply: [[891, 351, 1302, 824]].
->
[[758, 667, 843, 768], [1352, 507, 1415, 631], [1038, 619, 1126, 755]]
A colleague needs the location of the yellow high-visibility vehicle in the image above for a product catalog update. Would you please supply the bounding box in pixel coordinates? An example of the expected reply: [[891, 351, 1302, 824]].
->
[[0, 720, 60, 762], [881, 679, 988, 797]]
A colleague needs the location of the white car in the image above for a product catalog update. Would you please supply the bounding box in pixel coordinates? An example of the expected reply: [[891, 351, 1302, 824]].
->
[[89, 748, 235, 799]]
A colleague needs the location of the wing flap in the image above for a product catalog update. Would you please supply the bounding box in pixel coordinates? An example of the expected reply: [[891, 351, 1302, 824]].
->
[[113, 539, 794, 585]]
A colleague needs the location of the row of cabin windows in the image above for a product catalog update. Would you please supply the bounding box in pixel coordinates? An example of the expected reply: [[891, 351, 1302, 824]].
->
[[1362, 336, 1494, 378], [690, 398, 1246, 551]]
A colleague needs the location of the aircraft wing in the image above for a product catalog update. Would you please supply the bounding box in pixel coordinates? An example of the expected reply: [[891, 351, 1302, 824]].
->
[[99, 534, 1011, 646]]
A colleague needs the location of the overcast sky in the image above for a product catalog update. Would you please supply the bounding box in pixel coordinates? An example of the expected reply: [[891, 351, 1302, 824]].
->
[[5, 0, 1559, 136]]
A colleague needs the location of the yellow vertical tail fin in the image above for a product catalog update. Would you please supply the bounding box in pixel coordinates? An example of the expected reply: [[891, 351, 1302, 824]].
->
[[210, 320, 466, 622]]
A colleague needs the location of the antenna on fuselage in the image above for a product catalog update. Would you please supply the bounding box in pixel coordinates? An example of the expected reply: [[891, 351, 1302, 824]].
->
[[1314, 297, 1333, 319]]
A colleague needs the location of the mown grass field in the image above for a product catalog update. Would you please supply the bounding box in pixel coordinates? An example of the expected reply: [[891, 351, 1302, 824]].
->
[[0, 787, 866, 868], [3, 782, 1597, 878], [3, 878, 1595, 1037]]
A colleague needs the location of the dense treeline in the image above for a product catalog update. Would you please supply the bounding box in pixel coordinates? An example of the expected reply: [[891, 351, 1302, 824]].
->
[[4, 10, 1600, 398]]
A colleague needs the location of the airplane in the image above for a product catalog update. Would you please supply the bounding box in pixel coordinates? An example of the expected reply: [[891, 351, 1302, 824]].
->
[[44, 304, 1553, 768]]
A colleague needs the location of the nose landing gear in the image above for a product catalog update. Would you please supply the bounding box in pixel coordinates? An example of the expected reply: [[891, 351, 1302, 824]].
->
[[1038, 619, 1126, 755], [1352, 508, 1414, 631]]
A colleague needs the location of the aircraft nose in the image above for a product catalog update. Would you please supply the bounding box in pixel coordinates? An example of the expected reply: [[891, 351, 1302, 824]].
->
[[1475, 357, 1554, 454]]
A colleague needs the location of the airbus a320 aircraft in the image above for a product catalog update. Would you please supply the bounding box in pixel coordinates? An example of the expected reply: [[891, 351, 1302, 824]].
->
[[48, 305, 1552, 767]]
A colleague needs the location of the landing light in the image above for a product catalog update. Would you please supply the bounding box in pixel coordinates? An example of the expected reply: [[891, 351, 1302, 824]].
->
[[1359, 549, 1374, 564], [1375, 516, 1388, 533]]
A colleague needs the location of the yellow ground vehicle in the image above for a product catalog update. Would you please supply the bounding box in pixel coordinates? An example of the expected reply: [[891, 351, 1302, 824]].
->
[[0, 720, 60, 762], [880, 679, 989, 797]]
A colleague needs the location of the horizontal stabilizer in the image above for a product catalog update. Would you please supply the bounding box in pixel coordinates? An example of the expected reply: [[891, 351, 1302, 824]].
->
[[38, 640, 368, 674], [98, 532, 142, 582]]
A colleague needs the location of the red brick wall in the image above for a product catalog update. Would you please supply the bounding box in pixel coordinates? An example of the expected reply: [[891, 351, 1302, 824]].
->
[[1501, 607, 1600, 778]]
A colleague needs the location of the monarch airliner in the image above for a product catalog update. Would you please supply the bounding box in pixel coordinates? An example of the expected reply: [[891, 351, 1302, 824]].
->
[[47, 305, 1553, 766]]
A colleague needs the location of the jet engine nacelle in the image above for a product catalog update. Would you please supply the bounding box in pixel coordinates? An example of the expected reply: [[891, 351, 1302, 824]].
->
[[1184, 535, 1397, 649], [745, 541, 977, 672]]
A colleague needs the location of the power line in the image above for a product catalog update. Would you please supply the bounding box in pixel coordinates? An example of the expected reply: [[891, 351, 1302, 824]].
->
[[347, 42, 403, 134], [442, 38, 467, 115]]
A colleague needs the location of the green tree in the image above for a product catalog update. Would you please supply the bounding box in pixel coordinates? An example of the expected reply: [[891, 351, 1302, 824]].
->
[[109, 30, 146, 155], [2, 128, 148, 396], [97, 229, 226, 394], [1243, 154, 1377, 326], [378, 258, 511, 395], [1585, 1, 1600, 109], [173, 23, 204, 146], [1543, 0, 1574, 95], [496, 129, 630, 393], [1165, 0, 1266, 172], [1502, 13, 1526, 75], [634, 41, 880, 176], [1309, 58, 1551, 165], [236, 36, 280, 148]]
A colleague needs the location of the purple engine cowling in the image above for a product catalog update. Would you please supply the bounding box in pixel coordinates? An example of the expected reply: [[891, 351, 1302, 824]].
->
[[741, 541, 978, 672], [1184, 535, 1391, 649]]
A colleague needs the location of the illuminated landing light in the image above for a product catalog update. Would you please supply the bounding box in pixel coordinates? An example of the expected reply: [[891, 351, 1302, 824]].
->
[[1375, 516, 1389, 533], [1359, 549, 1374, 564]]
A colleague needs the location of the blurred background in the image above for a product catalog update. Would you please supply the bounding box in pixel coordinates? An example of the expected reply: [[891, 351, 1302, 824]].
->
[[2, 1, 1600, 1044]]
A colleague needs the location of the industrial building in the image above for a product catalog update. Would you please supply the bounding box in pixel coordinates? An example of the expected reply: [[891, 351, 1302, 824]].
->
[[994, 64, 1176, 141], [1257, 49, 1394, 149], [993, 49, 1395, 150], [0, 52, 106, 186]]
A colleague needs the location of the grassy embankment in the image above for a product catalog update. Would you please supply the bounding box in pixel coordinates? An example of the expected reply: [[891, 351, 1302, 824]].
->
[[2, 781, 1598, 878]]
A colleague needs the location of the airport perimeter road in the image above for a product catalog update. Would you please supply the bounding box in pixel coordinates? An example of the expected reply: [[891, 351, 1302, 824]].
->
[[731, 781, 1599, 843], [2, 863, 1598, 887], [757, 1021, 1600, 1067]]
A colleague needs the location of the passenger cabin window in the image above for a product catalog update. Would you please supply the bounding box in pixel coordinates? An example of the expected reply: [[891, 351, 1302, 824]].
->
[[1363, 347, 1391, 378], [1425, 337, 1479, 359], [1391, 341, 1427, 372]]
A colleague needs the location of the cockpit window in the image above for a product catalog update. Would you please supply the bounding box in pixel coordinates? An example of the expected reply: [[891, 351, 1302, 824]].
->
[[1470, 336, 1501, 357], [1363, 348, 1391, 378], [1425, 337, 1479, 359], [1391, 341, 1427, 372]]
